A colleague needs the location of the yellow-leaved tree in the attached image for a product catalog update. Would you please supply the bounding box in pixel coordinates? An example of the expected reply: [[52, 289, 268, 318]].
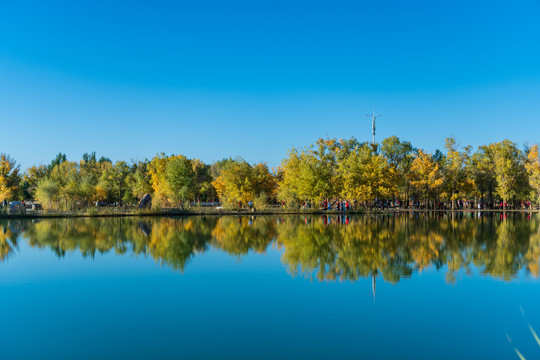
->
[[0, 154, 20, 203], [148, 153, 170, 206], [212, 158, 276, 208], [408, 150, 443, 206]]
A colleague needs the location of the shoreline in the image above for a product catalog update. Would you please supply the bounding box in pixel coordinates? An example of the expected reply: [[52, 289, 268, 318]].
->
[[0, 207, 538, 219]]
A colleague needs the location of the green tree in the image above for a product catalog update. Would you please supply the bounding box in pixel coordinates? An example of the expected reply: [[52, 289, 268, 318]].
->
[[380, 136, 415, 201], [380, 136, 415, 170], [23, 165, 48, 197], [35, 177, 60, 209], [525, 144, 540, 207], [491, 140, 529, 208], [97, 161, 132, 205], [277, 138, 363, 206], [48, 153, 67, 173], [127, 161, 153, 201], [469, 145, 496, 204], [49, 161, 78, 209], [165, 156, 196, 208], [79, 177, 97, 206], [441, 138, 473, 209], [340, 144, 396, 206], [191, 159, 216, 202]]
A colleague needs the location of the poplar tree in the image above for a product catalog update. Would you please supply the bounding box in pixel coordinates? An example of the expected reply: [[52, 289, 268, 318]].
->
[[526, 145, 540, 207], [408, 150, 443, 206], [0, 154, 20, 203], [441, 138, 473, 209]]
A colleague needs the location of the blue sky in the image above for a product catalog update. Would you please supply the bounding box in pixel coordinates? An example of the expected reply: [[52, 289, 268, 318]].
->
[[1, 0, 540, 170]]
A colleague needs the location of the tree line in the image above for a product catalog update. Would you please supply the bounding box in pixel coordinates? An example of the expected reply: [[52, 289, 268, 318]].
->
[[1, 136, 540, 210]]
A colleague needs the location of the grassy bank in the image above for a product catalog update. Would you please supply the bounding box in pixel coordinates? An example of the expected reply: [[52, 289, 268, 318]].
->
[[0, 206, 538, 219]]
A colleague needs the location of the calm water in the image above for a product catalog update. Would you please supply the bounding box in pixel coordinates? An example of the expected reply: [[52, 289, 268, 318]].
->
[[1, 213, 539, 359]]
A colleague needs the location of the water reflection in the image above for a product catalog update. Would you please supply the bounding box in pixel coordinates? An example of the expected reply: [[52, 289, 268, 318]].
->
[[1, 213, 539, 282]]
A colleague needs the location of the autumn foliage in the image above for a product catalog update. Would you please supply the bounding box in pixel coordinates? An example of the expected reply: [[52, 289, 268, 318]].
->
[[1, 136, 540, 210]]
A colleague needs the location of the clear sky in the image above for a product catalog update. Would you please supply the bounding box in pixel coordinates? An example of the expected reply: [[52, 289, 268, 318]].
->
[[1, 0, 540, 170]]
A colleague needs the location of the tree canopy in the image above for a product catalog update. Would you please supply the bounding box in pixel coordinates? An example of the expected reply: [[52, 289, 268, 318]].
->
[[2, 136, 540, 210]]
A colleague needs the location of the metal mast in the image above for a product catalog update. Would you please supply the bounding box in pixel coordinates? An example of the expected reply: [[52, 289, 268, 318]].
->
[[372, 274, 376, 302], [366, 108, 382, 145]]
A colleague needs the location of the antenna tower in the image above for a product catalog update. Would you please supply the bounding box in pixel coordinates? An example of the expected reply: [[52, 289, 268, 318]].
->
[[366, 108, 382, 145]]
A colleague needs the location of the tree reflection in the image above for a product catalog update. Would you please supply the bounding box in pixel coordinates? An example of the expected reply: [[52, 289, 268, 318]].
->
[[0, 212, 538, 282], [211, 216, 275, 256], [0, 220, 23, 261]]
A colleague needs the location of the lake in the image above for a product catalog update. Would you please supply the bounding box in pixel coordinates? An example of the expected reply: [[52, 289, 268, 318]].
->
[[1, 213, 539, 359]]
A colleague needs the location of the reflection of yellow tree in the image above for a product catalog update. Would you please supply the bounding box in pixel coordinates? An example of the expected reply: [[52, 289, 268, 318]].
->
[[211, 217, 275, 256], [470, 215, 539, 280], [405, 215, 445, 271], [408, 150, 443, 204], [276, 213, 540, 283], [18, 217, 216, 271], [438, 216, 477, 283], [525, 219, 540, 277], [25, 218, 133, 257], [276, 215, 415, 283], [1, 213, 540, 282], [0, 222, 19, 261], [146, 217, 215, 271], [332, 216, 413, 283], [408, 232, 443, 271], [276, 217, 339, 281]]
